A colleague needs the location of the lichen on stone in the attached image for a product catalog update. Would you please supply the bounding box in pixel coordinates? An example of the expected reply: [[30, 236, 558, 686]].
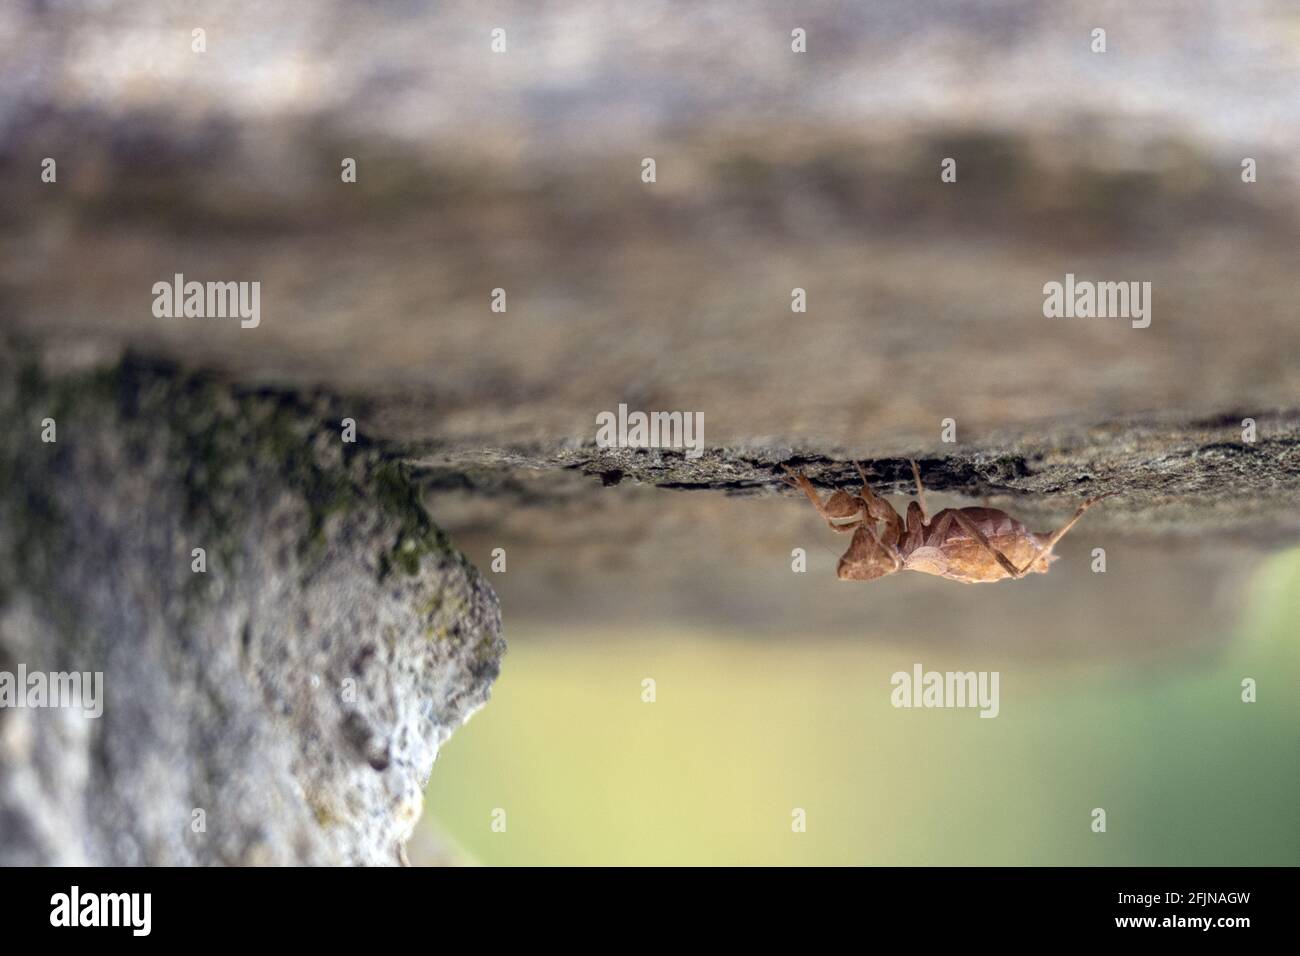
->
[[0, 338, 505, 865]]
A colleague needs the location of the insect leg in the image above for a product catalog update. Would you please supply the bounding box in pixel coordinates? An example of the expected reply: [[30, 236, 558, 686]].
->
[[870, 518, 902, 568], [904, 501, 927, 551], [909, 459, 930, 523], [780, 466, 828, 514], [852, 461, 878, 500], [781, 466, 864, 529], [848, 519, 901, 570], [851, 461, 906, 546]]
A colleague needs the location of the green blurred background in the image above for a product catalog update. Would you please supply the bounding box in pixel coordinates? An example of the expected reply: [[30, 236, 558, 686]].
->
[[423, 547, 1300, 866]]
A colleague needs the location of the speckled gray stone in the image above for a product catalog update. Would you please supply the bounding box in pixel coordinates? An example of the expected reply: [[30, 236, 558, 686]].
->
[[0, 344, 504, 865]]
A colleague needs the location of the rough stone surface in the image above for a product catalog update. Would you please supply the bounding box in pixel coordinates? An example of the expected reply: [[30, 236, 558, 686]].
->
[[413, 406, 1300, 542], [5, 2, 1300, 456], [0, 343, 504, 865]]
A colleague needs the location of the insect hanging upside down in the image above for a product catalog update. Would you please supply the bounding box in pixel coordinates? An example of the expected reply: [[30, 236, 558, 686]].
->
[[782, 461, 1113, 584]]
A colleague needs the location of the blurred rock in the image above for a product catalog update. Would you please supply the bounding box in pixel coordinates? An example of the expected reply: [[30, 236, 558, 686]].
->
[[0, 341, 504, 865], [3, 1, 1299, 453]]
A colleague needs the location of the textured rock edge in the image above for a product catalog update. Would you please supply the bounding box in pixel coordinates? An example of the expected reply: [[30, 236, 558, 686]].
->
[[0, 342, 504, 864]]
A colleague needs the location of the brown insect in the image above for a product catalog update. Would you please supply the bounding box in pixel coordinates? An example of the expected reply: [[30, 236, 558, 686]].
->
[[782, 460, 1112, 583]]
